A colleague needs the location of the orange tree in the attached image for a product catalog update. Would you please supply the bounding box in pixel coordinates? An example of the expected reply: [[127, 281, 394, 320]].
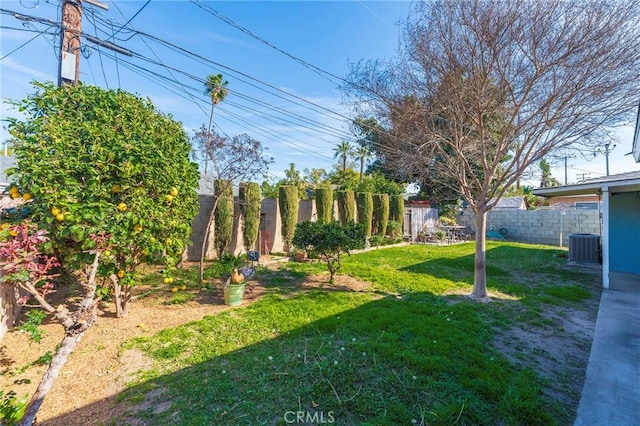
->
[[6, 81, 200, 318]]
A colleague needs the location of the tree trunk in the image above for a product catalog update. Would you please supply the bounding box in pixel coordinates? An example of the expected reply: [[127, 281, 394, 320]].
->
[[205, 105, 215, 175], [112, 275, 123, 318], [18, 332, 82, 426], [18, 252, 102, 425], [469, 209, 490, 302]]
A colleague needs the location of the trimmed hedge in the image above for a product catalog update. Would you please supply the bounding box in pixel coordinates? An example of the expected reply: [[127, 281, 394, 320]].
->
[[356, 192, 373, 237], [239, 181, 261, 252], [315, 187, 334, 224], [373, 193, 390, 236], [389, 194, 405, 229], [279, 185, 299, 253], [214, 179, 234, 257], [336, 190, 355, 225]]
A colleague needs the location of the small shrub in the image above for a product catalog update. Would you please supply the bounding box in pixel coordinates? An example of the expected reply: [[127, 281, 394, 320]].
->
[[167, 292, 195, 305], [369, 235, 384, 247], [292, 221, 365, 283], [386, 220, 402, 239], [17, 310, 47, 344]]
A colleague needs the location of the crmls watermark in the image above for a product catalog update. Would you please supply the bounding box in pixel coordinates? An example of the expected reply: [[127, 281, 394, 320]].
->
[[283, 410, 335, 424]]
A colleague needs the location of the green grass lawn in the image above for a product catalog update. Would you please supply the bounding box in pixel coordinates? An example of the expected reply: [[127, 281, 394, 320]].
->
[[116, 242, 598, 425]]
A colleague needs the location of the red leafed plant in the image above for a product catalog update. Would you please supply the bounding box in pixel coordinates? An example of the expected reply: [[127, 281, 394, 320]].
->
[[0, 221, 60, 311]]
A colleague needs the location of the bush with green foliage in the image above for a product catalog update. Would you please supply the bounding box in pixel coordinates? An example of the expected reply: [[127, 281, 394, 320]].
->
[[439, 216, 457, 226], [214, 180, 234, 257], [315, 187, 333, 223], [239, 182, 261, 252], [355, 192, 373, 237], [6, 81, 199, 317], [389, 194, 405, 226], [354, 172, 406, 195], [292, 221, 365, 283], [386, 220, 402, 239], [278, 185, 299, 253], [372, 194, 390, 236], [336, 190, 356, 225], [0, 390, 28, 426]]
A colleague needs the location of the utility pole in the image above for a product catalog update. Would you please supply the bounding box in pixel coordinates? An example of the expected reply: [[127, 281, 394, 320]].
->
[[58, 0, 109, 86], [576, 172, 591, 181], [563, 154, 576, 185], [58, 0, 82, 86], [593, 142, 616, 176]]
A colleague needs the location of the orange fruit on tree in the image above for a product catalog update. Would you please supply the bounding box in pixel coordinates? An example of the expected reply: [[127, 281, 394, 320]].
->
[[165, 194, 173, 203], [163, 277, 170, 284], [169, 187, 178, 197], [111, 184, 122, 193], [180, 285, 186, 291], [117, 202, 127, 212], [9, 229, 18, 237], [117, 270, 125, 278], [165, 238, 172, 246], [51, 207, 61, 216], [55, 213, 65, 222], [134, 224, 143, 233], [10, 192, 20, 199], [171, 287, 178, 293], [103, 250, 111, 257], [0, 223, 10, 230], [22, 193, 32, 201]]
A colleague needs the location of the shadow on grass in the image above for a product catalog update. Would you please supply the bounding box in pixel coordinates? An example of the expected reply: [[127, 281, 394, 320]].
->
[[41, 287, 560, 426]]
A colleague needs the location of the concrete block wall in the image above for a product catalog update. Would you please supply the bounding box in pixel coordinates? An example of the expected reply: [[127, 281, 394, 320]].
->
[[457, 209, 601, 246]]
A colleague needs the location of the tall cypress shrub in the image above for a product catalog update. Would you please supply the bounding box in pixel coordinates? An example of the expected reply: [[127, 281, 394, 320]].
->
[[336, 190, 355, 225], [239, 181, 261, 252], [356, 192, 373, 237], [373, 194, 390, 236], [214, 179, 234, 257], [389, 194, 405, 229], [279, 185, 299, 253], [315, 187, 334, 223]]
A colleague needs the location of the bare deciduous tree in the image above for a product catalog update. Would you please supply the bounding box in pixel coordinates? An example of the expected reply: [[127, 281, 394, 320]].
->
[[193, 127, 272, 285], [346, 0, 640, 301]]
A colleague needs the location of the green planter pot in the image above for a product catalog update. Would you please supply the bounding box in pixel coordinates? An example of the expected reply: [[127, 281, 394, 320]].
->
[[224, 282, 246, 306]]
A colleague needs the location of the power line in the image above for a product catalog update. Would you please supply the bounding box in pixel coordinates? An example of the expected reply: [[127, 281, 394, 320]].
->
[[0, 24, 53, 60], [189, 0, 349, 87], [2, 7, 392, 161]]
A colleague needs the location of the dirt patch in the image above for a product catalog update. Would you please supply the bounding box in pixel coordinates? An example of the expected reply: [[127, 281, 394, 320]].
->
[[0, 278, 266, 425], [491, 282, 601, 416]]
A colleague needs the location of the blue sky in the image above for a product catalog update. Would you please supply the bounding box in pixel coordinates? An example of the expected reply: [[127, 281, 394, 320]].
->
[[1, 0, 638, 187]]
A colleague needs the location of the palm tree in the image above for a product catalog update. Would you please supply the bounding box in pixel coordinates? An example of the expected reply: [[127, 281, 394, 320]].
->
[[333, 140, 352, 172], [354, 144, 372, 180], [204, 73, 228, 174]]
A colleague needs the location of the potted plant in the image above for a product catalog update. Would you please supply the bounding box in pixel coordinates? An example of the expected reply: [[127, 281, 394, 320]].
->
[[223, 268, 246, 306]]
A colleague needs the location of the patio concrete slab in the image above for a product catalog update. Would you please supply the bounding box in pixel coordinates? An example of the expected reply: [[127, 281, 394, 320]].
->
[[574, 281, 640, 426]]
